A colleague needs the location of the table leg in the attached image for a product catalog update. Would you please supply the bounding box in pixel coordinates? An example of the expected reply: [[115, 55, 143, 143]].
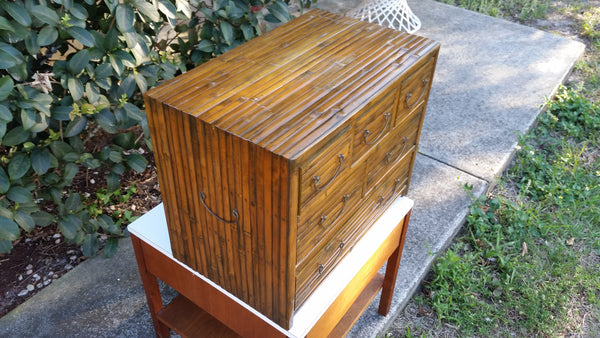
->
[[378, 209, 411, 315], [131, 235, 171, 338]]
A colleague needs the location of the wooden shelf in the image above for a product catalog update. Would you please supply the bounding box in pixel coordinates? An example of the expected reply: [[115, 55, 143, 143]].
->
[[157, 295, 241, 338]]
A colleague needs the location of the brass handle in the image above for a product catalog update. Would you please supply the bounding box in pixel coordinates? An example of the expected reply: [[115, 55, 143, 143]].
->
[[363, 112, 391, 145], [385, 136, 409, 165], [377, 179, 401, 207], [200, 191, 239, 224], [317, 240, 346, 275], [405, 78, 429, 109], [319, 194, 350, 230], [313, 154, 345, 191]]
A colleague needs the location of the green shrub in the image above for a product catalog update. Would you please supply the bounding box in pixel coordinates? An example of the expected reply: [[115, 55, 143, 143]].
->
[[0, 0, 311, 256]]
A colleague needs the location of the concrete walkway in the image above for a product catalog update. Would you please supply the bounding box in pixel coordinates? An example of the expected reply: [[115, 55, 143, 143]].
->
[[0, 1, 584, 337]]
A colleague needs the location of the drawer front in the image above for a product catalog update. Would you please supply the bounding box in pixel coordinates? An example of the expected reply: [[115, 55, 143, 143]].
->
[[351, 84, 397, 164], [366, 106, 423, 192], [396, 56, 435, 126], [299, 127, 353, 209], [296, 172, 363, 267], [295, 232, 353, 308], [368, 155, 411, 215]]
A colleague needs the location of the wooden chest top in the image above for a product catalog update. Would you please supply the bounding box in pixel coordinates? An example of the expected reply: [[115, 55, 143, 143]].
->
[[145, 9, 436, 163]]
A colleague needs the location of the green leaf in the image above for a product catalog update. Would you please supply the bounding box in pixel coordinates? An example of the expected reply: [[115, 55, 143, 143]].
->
[[51, 106, 73, 121], [64, 193, 82, 212], [63, 116, 87, 137], [125, 153, 147, 172], [0, 76, 14, 101], [50, 140, 74, 159], [122, 102, 143, 121], [68, 49, 90, 75], [0, 120, 6, 140], [106, 172, 120, 192], [31, 211, 55, 227], [103, 237, 119, 257], [113, 132, 135, 148], [0, 103, 11, 121], [0, 16, 14, 32], [31, 5, 60, 26], [14, 211, 35, 232], [197, 40, 214, 53], [67, 77, 84, 101], [82, 233, 98, 257], [109, 54, 124, 77], [0, 167, 10, 194], [8, 153, 31, 180], [66, 26, 94, 47], [21, 109, 35, 130], [58, 214, 82, 241], [24, 34, 40, 55], [2, 1, 31, 27], [158, 0, 177, 25], [31, 148, 51, 175], [6, 186, 33, 203], [38, 26, 58, 46], [115, 4, 135, 33], [241, 23, 254, 41], [219, 21, 234, 46], [0, 240, 13, 254], [63, 163, 79, 182], [69, 3, 88, 20], [0, 216, 20, 241], [95, 109, 119, 134], [3, 126, 29, 146], [267, 0, 291, 23], [134, 0, 161, 21]]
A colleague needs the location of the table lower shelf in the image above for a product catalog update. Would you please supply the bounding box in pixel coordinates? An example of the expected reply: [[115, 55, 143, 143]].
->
[[157, 273, 385, 338]]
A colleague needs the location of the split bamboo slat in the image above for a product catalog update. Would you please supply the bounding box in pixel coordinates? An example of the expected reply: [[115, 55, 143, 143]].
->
[[144, 8, 439, 329]]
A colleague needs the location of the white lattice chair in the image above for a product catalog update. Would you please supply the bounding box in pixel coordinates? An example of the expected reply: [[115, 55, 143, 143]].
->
[[347, 0, 421, 33]]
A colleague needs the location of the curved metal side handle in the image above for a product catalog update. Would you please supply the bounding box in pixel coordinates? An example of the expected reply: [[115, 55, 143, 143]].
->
[[385, 136, 409, 165], [313, 154, 345, 191], [318, 194, 351, 230], [377, 179, 401, 207], [363, 112, 391, 145], [200, 191, 239, 224], [405, 78, 429, 109], [317, 240, 346, 275]]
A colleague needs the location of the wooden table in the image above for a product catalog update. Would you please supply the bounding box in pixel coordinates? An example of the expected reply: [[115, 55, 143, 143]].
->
[[129, 196, 413, 337]]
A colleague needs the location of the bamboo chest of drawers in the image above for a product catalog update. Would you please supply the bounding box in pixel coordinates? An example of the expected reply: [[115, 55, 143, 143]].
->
[[144, 9, 439, 329]]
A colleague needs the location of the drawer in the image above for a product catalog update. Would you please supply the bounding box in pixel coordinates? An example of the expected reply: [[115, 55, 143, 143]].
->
[[368, 151, 413, 214], [351, 84, 397, 164], [296, 170, 363, 266], [299, 127, 353, 208], [366, 106, 423, 192], [295, 232, 353, 309], [395, 56, 435, 126]]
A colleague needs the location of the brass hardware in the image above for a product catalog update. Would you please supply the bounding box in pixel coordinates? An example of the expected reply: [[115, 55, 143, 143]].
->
[[405, 78, 429, 109], [200, 191, 239, 224], [363, 112, 391, 145], [385, 136, 409, 164], [313, 153, 345, 191], [319, 194, 351, 229]]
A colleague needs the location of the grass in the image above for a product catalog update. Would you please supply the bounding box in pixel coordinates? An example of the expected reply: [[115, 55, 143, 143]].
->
[[422, 87, 600, 336], [405, 0, 600, 336]]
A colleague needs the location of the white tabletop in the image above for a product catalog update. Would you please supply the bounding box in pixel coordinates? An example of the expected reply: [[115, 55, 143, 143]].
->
[[128, 196, 413, 337]]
